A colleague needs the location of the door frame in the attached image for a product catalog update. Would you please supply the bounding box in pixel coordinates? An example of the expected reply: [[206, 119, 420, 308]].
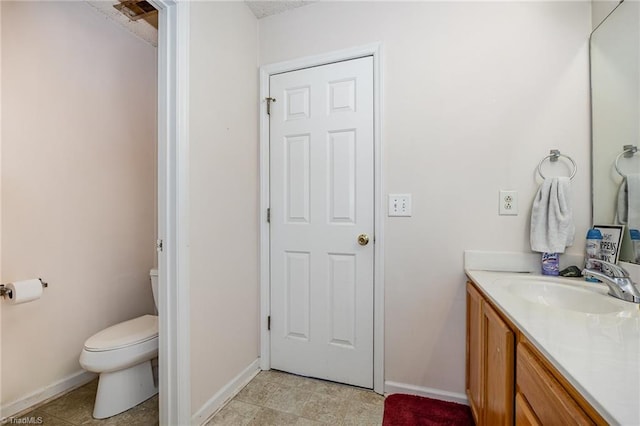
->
[[258, 43, 385, 393], [148, 0, 191, 424]]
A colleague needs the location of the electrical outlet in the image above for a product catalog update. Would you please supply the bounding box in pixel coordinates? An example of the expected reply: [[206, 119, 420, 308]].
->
[[499, 190, 518, 215], [388, 194, 412, 216]]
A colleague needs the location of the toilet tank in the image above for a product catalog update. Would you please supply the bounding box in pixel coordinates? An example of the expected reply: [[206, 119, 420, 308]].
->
[[150, 269, 159, 310]]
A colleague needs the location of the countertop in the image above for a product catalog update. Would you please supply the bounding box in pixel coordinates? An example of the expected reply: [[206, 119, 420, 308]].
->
[[465, 269, 640, 426]]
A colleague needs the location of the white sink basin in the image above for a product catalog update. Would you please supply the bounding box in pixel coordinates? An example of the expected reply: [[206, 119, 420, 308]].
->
[[499, 278, 629, 314]]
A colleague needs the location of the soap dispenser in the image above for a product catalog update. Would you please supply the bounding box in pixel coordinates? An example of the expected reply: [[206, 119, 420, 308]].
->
[[585, 228, 603, 282], [630, 229, 640, 263]]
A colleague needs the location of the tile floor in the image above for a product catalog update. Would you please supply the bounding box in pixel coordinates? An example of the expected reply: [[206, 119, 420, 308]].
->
[[205, 370, 384, 426], [7, 370, 384, 426], [8, 379, 158, 426]]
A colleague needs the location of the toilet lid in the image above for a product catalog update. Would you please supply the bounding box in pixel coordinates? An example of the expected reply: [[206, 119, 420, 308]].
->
[[84, 315, 158, 351]]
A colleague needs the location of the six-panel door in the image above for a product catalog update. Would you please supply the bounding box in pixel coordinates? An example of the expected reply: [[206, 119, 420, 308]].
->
[[269, 56, 375, 388]]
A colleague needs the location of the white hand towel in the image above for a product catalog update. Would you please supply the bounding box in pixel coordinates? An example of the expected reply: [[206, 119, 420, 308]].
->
[[616, 177, 628, 225], [615, 174, 640, 230], [530, 177, 575, 253], [627, 173, 640, 232]]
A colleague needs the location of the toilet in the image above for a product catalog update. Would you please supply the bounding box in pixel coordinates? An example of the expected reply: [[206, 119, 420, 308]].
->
[[79, 269, 159, 419]]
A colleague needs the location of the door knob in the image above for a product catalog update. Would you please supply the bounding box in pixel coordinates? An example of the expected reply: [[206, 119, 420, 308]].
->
[[357, 234, 370, 246]]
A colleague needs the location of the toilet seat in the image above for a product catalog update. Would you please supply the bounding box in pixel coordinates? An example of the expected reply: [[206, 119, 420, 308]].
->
[[80, 315, 159, 374], [84, 315, 158, 352]]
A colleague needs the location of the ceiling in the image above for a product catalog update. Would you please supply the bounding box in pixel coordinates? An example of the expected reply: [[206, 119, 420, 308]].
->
[[86, 1, 158, 46], [85, 0, 315, 47], [245, 1, 316, 19]]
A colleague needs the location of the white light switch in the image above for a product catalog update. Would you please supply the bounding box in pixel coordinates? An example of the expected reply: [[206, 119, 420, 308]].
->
[[388, 194, 412, 216]]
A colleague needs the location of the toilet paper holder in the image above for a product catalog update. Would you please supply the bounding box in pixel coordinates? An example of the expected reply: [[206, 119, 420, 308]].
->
[[0, 279, 48, 299]]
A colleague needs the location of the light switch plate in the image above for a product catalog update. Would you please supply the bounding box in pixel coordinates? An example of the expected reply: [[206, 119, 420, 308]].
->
[[388, 194, 412, 216]]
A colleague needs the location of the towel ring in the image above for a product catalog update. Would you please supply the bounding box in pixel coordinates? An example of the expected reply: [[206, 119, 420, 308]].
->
[[537, 149, 577, 180], [614, 145, 638, 178]]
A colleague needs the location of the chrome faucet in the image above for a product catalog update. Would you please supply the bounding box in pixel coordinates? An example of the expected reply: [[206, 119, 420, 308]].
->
[[582, 259, 640, 303]]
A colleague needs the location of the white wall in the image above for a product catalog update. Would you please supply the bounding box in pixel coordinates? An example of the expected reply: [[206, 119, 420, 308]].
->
[[259, 1, 592, 396], [0, 0, 4, 409], [592, 0, 620, 30], [188, 1, 260, 415], [1, 1, 157, 412], [0, 0, 4, 410]]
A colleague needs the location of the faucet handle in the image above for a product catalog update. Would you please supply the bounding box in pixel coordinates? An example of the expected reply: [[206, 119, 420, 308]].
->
[[586, 258, 629, 278]]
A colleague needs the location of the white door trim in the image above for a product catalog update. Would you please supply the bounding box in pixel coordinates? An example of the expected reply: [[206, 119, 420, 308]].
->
[[259, 43, 385, 393], [148, 0, 191, 424]]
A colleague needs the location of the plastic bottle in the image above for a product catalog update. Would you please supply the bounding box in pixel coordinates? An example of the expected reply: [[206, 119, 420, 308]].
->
[[541, 252, 559, 276], [630, 229, 640, 263], [585, 228, 603, 282]]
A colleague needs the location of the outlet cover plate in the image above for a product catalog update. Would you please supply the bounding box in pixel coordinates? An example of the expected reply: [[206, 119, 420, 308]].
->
[[499, 190, 518, 215], [389, 194, 412, 216]]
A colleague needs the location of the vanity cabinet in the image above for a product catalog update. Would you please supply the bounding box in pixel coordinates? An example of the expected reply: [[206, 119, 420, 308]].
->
[[466, 283, 483, 420], [515, 392, 539, 425], [466, 281, 607, 426], [466, 283, 514, 425], [516, 341, 593, 425]]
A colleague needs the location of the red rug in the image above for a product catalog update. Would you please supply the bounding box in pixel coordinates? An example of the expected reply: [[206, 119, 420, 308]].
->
[[382, 394, 474, 426]]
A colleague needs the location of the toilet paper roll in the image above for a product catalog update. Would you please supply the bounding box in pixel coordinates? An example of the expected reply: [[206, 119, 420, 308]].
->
[[7, 279, 43, 305]]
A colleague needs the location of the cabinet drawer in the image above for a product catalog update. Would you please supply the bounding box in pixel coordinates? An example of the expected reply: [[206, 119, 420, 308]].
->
[[516, 342, 593, 425], [515, 392, 540, 426]]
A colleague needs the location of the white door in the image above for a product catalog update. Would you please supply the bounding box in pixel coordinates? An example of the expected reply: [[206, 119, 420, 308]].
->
[[269, 56, 374, 388]]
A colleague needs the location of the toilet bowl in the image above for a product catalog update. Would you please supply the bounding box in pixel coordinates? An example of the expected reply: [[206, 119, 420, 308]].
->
[[79, 269, 159, 419]]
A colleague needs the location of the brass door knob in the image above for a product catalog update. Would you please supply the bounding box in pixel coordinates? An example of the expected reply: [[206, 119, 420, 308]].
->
[[357, 234, 370, 246]]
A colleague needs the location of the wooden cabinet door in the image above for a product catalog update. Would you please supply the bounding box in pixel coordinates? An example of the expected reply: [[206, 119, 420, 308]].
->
[[483, 301, 515, 425], [466, 283, 483, 423]]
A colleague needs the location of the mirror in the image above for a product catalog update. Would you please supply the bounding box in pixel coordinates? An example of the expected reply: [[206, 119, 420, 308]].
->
[[591, 0, 640, 263]]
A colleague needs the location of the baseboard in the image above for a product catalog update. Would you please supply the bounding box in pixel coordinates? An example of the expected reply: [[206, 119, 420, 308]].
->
[[0, 370, 97, 421], [191, 358, 261, 426], [384, 381, 468, 405]]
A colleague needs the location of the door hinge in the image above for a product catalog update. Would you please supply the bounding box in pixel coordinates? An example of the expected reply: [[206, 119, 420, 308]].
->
[[267, 315, 271, 331], [265, 97, 276, 115], [156, 239, 163, 252], [267, 208, 271, 223]]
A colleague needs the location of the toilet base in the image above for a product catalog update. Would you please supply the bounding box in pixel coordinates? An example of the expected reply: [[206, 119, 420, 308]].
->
[[93, 360, 158, 419]]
